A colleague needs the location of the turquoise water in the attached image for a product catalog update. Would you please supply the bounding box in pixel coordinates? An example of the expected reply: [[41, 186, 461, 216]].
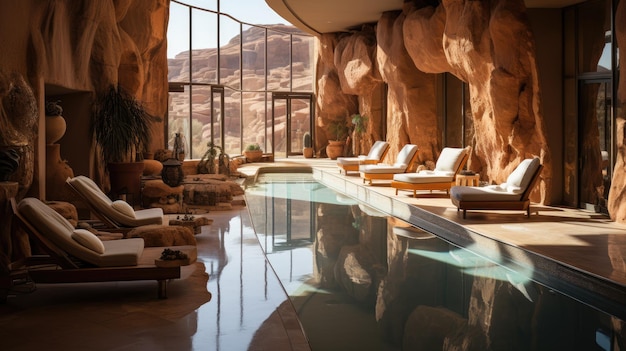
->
[[245, 173, 622, 350]]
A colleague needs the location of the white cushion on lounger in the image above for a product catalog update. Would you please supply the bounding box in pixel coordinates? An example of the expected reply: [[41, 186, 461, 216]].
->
[[337, 141, 389, 165], [111, 200, 136, 218], [393, 170, 454, 184], [504, 157, 541, 194], [450, 185, 524, 202], [18, 198, 144, 267], [72, 229, 105, 254], [434, 147, 467, 173], [360, 164, 406, 173], [67, 176, 163, 227]]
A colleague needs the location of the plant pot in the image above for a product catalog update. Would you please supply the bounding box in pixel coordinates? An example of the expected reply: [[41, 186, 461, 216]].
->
[[303, 147, 314, 158], [326, 141, 345, 160], [244, 150, 263, 162], [107, 162, 145, 205], [46, 115, 66, 144]]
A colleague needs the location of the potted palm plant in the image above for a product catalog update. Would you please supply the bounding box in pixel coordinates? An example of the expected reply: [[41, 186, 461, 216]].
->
[[93, 86, 156, 203], [351, 113, 367, 155], [302, 132, 314, 158], [326, 120, 348, 160], [244, 143, 263, 162]]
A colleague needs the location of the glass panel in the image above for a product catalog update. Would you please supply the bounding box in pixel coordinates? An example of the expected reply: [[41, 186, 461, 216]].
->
[[168, 85, 190, 153], [242, 90, 266, 150], [219, 14, 241, 89], [267, 29, 291, 91], [579, 81, 611, 212], [265, 92, 273, 153], [167, 2, 189, 82], [292, 35, 314, 92], [242, 24, 266, 91], [189, 85, 211, 159], [224, 87, 241, 155], [290, 98, 310, 154], [273, 98, 287, 158], [577, 0, 611, 73], [192, 9, 218, 84], [211, 89, 223, 151]]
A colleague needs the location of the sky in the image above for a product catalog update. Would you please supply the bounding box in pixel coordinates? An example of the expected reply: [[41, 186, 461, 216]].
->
[[167, 0, 290, 58]]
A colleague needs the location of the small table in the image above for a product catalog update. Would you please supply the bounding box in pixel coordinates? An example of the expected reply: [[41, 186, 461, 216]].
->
[[455, 174, 480, 187]]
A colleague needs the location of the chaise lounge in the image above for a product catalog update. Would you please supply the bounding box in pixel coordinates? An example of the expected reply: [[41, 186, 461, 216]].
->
[[12, 197, 197, 298], [67, 175, 164, 232], [391, 147, 469, 197], [450, 157, 543, 218], [336, 141, 390, 175], [359, 144, 419, 185]]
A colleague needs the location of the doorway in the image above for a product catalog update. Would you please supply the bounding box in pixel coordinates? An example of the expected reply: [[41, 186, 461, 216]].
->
[[271, 92, 314, 159], [578, 78, 612, 213]]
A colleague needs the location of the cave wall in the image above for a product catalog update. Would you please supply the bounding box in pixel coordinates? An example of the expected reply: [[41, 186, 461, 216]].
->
[[0, 0, 169, 197], [608, 1, 626, 222], [315, 0, 551, 204]]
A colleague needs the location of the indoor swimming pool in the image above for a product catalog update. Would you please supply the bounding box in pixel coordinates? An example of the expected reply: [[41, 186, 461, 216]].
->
[[244, 172, 624, 350]]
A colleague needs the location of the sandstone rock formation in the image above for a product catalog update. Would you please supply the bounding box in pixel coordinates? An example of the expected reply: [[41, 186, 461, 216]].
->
[[314, 1, 551, 204], [608, 2, 626, 222], [0, 0, 169, 190]]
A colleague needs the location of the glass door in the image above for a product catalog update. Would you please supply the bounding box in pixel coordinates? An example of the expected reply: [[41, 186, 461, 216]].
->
[[579, 79, 613, 213], [272, 92, 314, 159], [211, 86, 224, 150]]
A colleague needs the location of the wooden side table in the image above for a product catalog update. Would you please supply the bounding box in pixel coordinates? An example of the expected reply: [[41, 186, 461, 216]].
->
[[455, 174, 480, 187]]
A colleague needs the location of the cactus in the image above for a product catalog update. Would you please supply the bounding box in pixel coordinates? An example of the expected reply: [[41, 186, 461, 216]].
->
[[303, 132, 312, 148]]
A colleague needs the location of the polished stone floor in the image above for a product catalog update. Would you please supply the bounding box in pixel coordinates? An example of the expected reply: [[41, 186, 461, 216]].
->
[[2, 158, 626, 350]]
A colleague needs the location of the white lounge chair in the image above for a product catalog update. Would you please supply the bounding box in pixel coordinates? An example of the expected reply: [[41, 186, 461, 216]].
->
[[12, 197, 196, 298], [391, 147, 470, 197], [450, 157, 543, 218], [359, 144, 419, 185], [337, 141, 390, 175], [67, 175, 164, 231]]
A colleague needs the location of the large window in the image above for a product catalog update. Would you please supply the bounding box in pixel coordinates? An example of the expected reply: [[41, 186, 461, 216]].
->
[[167, 0, 315, 159]]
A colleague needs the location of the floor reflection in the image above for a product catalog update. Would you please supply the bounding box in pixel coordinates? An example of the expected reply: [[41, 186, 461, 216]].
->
[[246, 174, 626, 350]]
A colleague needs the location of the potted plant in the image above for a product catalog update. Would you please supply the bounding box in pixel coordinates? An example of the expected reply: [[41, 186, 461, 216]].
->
[[244, 143, 263, 162], [93, 86, 157, 203], [351, 113, 367, 155], [302, 132, 314, 158], [326, 120, 348, 160], [197, 142, 223, 174]]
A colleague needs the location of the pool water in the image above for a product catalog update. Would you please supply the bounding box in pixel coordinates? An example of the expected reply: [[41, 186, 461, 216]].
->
[[244, 173, 623, 350]]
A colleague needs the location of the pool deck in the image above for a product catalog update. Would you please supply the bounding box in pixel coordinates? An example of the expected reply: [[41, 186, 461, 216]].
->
[[238, 157, 626, 320]]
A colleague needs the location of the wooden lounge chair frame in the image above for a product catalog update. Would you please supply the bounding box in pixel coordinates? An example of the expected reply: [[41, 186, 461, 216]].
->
[[10, 198, 186, 299], [360, 146, 420, 185], [391, 150, 469, 197], [451, 164, 543, 219], [337, 141, 390, 175]]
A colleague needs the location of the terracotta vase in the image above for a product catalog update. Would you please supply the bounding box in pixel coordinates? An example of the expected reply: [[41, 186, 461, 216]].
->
[[303, 147, 314, 158], [244, 150, 263, 162], [46, 115, 66, 144], [326, 140, 345, 160]]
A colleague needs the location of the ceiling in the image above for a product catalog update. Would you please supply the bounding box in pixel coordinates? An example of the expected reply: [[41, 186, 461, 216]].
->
[[266, 0, 586, 35]]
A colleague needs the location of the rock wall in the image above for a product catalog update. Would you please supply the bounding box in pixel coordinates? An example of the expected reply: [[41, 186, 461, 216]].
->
[[608, 2, 626, 222], [315, 0, 550, 203], [0, 0, 169, 193]]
